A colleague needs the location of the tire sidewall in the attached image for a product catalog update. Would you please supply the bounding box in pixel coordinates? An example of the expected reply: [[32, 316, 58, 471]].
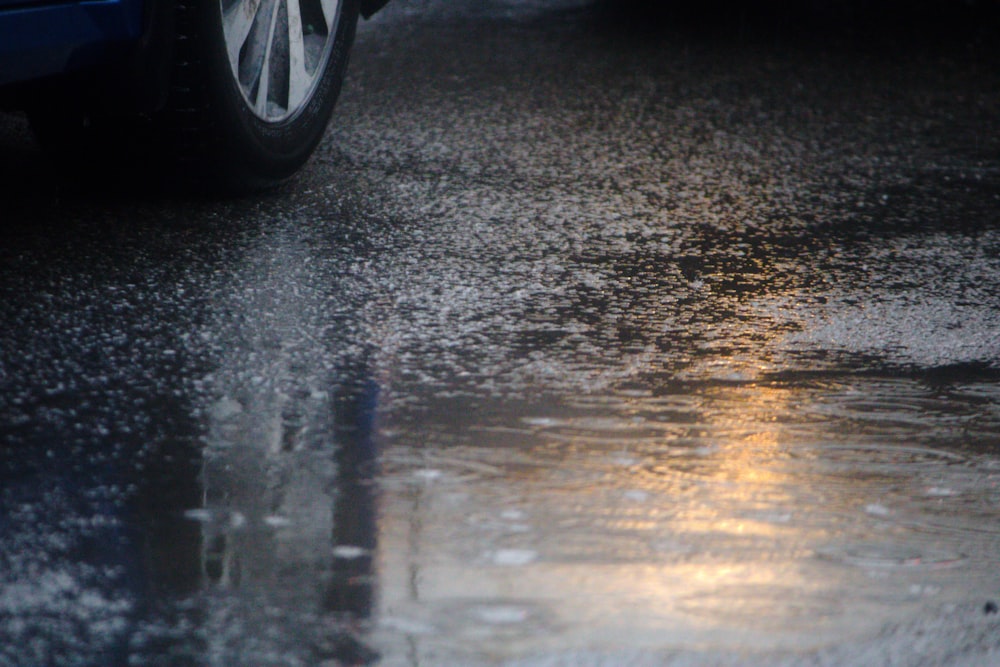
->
[[197, 0, 359, 185]]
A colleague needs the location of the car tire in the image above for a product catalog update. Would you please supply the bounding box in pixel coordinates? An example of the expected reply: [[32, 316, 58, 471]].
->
[[173, 0, 360, 188], [30, 0, 360, 191]]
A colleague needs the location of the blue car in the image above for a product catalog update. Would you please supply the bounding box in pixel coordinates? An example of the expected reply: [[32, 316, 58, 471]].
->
[[0, 0, 387, 188]]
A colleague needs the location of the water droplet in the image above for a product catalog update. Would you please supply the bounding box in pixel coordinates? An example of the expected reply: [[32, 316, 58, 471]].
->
[[183, 508, 215, 523], [491, 549, 537, 566], [380, 616, 436, 635], [332, 545, 370, 559], [263, 515, 292, 527], [473, 604, 530, 625], [865, 503, 892, 517], [924, 486, 957, 497], [414, 468, 444, 481]]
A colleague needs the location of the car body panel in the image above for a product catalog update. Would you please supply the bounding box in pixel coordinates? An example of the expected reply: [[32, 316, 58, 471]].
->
[[0, 0, 50, 8], [0, 0, 145, 87]]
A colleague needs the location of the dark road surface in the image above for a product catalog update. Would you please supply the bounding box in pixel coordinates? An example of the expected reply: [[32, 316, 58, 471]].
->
[[2, 1, 1000, 665]]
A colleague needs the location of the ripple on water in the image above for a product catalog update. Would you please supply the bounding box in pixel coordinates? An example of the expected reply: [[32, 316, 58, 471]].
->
[[788, 443, 967, 475], [787, 444, 1000, 542], [517, 411, 738, 494], [521, 414, 690, 447], [379, 449, 507, 487], [882, 488, 1000, 542], [432, 599, 552, 639], [815, 539, 967, 571], [676, 585, 843, 629]]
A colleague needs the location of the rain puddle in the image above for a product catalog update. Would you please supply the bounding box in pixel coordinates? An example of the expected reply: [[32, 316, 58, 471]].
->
[[371, 378, 1000, 663]]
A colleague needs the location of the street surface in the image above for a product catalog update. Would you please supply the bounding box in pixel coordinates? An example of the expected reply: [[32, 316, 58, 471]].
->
[[2, 1, 1000, 665]]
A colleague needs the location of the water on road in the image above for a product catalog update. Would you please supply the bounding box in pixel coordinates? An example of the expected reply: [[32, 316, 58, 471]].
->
[[2, 0, 1000, 665]]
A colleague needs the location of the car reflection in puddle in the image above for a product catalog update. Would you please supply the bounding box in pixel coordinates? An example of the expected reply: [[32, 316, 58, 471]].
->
[[145, 358, 382, 666]]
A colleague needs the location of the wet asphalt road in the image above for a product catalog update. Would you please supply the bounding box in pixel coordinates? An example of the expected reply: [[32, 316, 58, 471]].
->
[[3, 1, 1000, 665]]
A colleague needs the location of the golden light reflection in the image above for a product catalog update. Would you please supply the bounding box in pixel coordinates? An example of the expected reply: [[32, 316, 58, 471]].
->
[[374, 374, 876, 660]]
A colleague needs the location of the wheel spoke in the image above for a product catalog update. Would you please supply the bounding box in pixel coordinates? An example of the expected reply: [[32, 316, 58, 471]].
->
[[222, 0, 262, 70], [319, 0, 339, 32], [286, 0, 310, 111], [253, 0, 282, 115]]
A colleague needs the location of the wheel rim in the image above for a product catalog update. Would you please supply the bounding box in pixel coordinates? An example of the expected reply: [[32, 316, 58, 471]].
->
[[220, 0, 342, 122]]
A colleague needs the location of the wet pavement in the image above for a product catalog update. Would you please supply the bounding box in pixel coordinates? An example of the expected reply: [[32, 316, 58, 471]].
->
[[2, 0, 1000, 665]]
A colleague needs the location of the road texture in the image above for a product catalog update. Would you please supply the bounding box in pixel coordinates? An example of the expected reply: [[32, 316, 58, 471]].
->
[[2, 1, 1000, 665]]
